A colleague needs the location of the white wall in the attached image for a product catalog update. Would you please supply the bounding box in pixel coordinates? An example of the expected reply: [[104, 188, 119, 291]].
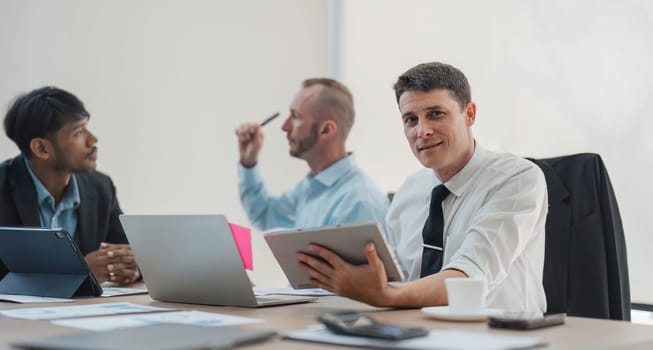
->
[[340, 0, 653, 303], [0, 0, 329, 287]]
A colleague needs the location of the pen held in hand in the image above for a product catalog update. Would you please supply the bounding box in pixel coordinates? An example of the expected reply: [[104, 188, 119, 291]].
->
[[260, 112, 280, 127]]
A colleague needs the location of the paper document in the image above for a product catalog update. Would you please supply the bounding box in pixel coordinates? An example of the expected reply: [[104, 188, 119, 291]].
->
[[52, 310, 264, 331], [253, 287, 333, 297], [0, 294, 74, 303], [286, 325, 545, 350], [0, 288, 146, 303], [101, 287, 148, 297], [0, 302, 173, 320]]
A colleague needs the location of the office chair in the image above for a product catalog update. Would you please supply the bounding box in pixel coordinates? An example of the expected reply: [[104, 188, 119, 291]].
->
[[528, 154, 630, 321]]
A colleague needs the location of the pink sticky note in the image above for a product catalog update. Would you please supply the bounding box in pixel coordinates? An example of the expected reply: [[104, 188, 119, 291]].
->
[[229, 223, 253, 271]]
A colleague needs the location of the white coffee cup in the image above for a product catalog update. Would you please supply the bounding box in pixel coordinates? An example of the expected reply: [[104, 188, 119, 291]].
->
[[445, 277, 486, 314]]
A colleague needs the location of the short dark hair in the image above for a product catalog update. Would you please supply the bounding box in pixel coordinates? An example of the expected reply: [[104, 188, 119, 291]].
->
[[302, 78, 355, 141], [4, 86, 89, 157], [393, 62, 471, 110]]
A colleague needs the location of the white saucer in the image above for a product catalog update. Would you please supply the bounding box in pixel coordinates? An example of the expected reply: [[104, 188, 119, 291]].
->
[[421, 306, 504, 322]]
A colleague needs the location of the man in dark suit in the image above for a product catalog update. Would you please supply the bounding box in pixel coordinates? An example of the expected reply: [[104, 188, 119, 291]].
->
[[0, 86, 140, 285]]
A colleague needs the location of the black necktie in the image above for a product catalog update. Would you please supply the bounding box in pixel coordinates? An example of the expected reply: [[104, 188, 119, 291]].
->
[[420, 184, 450, 277]]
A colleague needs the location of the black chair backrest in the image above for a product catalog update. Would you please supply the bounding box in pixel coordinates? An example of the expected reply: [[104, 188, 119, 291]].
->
[[528, 153, 630, 320]]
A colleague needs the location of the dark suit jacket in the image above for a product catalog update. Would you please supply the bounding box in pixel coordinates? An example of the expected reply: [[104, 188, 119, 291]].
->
[[0, 155, 127, 256], [529, 154, 630, 321]]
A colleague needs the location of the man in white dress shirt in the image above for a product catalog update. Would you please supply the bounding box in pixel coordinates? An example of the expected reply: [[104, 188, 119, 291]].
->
[[296, 62, 548, 314]]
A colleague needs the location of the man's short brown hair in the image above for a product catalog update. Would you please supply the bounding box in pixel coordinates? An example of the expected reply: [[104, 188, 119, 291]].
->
[[302, 78, 355, 141], [393, 62, 471, 110]]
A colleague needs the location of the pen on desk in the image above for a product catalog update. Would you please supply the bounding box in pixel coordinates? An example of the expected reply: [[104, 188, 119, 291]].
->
[[260, 112, 280, 127]]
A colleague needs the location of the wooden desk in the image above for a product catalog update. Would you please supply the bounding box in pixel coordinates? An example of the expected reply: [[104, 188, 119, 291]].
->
[[1, 292, 652, 350]]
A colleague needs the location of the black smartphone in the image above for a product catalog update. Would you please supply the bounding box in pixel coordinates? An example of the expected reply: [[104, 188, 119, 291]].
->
[[317, 311, 428, 340], [488, 313, 566, 330]]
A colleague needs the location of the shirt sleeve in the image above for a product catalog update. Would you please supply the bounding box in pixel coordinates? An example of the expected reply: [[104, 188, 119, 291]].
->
[[238, 163, 299, 231], [326, 192, 389, 231], [442, 165, 548, 294]]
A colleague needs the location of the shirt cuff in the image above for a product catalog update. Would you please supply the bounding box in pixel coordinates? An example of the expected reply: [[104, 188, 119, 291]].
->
[[238, 162, 262, 183], [442, 259, 485, 281]]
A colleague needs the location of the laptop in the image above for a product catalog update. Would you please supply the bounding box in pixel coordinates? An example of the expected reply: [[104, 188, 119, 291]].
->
[[119, 214, 316, 307], [13, 323, 276, 350]]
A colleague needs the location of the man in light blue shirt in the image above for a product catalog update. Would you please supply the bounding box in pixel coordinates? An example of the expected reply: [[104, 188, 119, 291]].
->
[[235, 78, 388, 230]]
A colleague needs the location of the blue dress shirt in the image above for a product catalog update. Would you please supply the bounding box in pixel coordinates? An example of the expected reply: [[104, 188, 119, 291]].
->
[[239, 154, 388, 231], [24, 159, 80, 236]]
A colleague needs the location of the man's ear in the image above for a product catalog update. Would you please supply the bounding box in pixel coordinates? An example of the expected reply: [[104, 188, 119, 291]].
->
[[319, 120, 338, 139], [29, 138, 54, 161], [464, 102, 477, 127]]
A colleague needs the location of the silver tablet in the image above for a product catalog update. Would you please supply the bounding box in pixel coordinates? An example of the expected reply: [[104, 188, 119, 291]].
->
[[264, 222, 404, 289]]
